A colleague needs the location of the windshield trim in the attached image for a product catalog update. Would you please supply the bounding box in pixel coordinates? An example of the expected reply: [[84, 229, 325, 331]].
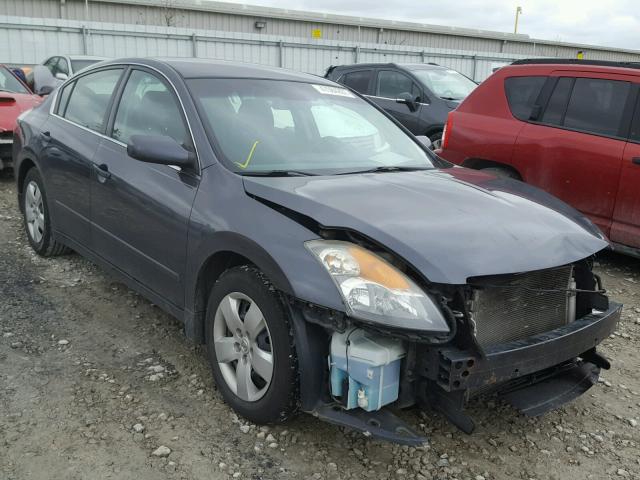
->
[[187, 77, 451, 176]]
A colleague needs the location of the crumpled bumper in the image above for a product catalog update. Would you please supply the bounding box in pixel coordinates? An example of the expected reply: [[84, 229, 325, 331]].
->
[[421, 302, 621, 393], [416, 302, 622, 433]]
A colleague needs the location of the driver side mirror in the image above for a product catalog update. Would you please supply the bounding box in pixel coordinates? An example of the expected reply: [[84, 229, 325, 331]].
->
[[55, 72, 69, 81], [127, 135, 195, 169], [395, 92, 418, 112]]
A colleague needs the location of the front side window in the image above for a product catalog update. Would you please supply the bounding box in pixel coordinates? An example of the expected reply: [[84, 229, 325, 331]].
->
[[410, 68, 477, 101], [112, 69, 189, 147], [189, 79, 439, 175], [377, 70, 419, 99], [57, 58, 70, 76], [563, 78, 630, 137], [339, 70, 372, 94], [63, 68, 123, 132], [0, 67, 29, 94], [504, 76, 547, 121], [44, 57, 58, 75]]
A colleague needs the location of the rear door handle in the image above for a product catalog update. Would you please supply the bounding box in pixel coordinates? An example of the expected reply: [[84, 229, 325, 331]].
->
[[94, 163, 111, 181], [632, 157, 640, 166]]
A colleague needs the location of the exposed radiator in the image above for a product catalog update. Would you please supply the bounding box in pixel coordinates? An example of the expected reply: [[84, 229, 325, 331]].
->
[[469, 265, 574, 348]]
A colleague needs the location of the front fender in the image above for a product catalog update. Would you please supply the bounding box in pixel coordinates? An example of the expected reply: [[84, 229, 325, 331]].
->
[[182, 165, 346, 341]]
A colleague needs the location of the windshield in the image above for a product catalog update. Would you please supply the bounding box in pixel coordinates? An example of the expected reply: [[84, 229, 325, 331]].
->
[[71, 59, 102, 73], [0, 67, 29, 94], [410, 68, 477, 101], [189, 79, 438, 175]]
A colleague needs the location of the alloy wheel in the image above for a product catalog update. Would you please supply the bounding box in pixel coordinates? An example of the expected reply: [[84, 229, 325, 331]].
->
[[213, 292, 274, 402], [24, 180, 45, 244]]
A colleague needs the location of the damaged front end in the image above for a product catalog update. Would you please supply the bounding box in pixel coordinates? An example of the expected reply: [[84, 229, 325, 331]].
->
[[293, 253, 621, 445]]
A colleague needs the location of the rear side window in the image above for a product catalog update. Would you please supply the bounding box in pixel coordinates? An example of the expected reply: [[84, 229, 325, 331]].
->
[[63, 68, 123, 133], [504, 76, 547, 121], [541, 77, 573, 125], [377, 70, 419, 99], [563, 78, 631, 137], [338, 70, 372, 94], [56, 81, 75, 116]]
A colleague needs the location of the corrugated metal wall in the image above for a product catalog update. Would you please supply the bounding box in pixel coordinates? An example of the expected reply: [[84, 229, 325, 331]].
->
[[0, 15, 530, 80], [4, 0, 640, 63]]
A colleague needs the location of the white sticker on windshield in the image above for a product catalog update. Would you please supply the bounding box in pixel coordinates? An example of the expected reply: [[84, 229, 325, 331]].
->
[[312, 84, 355, 97]]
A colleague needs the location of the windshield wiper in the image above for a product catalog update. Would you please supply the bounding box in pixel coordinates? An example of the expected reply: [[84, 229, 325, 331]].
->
[[240, 169, 316, 177], [337, 165, 432, 175], [440, 96, 461, 101]]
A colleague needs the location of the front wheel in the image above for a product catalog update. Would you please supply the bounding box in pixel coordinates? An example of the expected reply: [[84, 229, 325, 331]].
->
[[205, 266, 299, 423], [428, 131, 443, 150]]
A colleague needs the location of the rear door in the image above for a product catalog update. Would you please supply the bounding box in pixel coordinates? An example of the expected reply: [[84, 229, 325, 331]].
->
[[370, 69, 423, 134], [511, 73, 634, 235], [44, 67, 124, 246], [611, 94, 640, 249], [90, 67, 199, 307]]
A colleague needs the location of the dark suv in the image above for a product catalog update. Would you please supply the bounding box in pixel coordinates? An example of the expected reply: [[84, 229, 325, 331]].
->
[[325, 63, 477, 148]]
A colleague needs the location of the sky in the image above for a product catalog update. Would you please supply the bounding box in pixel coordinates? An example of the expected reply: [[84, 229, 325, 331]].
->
[[216, 0, 640, 50]]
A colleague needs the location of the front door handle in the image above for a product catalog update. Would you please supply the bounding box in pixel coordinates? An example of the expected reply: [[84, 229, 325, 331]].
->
[[94, 163, 111, 181], [632, 157, 640, 166]]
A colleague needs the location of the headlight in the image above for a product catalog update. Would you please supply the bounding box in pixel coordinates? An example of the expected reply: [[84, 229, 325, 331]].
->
[[306, 240, 450, 333]]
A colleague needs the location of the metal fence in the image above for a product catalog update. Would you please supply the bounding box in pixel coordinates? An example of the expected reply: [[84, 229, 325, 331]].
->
[[0, 15, 534, 80]]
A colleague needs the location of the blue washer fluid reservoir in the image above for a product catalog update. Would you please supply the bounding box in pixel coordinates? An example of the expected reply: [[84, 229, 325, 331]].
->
[[330, 328, 406, 412]]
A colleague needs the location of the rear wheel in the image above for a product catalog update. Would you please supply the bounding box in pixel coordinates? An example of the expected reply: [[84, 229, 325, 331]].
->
[[205, 266, 299, 423], [480, 166, 520, 180], [21, 168, 69, 256]]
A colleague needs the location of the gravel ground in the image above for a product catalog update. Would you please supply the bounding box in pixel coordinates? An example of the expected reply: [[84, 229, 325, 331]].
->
[[1, 174, 639, 480]]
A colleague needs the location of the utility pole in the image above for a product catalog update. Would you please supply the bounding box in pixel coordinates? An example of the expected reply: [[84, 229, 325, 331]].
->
[[85, 0, 89, 21], [514, 6, 523, 34]]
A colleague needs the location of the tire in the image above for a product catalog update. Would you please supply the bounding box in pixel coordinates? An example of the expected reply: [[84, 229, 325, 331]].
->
[[21, 168, 70, 256], [205, 265, 299, 424], [428, 131, 443, 150], [480, 166, 520, 180]]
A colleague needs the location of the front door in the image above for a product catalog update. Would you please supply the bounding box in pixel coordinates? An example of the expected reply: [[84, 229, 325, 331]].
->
[[511, 74, 634, 235], [611, 96, 640, 249], [90, 68, 199, 307], [369, 69, 422, 134]]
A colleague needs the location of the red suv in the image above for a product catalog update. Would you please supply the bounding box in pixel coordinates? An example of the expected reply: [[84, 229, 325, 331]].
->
[[439, 59, 640, 255]]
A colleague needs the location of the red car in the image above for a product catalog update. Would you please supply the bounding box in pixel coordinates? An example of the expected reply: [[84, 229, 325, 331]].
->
[[0, 65, 43, 172], [438, 59, 640, 256]]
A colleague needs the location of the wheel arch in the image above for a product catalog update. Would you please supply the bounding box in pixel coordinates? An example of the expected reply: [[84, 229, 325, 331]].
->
[[17, 157, 37, 197], [185, 233, 295, 344], [461, 158, 522, 179], [424, 125, 444, 138]]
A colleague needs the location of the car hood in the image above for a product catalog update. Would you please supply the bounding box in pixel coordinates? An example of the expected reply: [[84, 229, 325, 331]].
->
[[242, 167, 608, 284], [0, 92, 41, 132]]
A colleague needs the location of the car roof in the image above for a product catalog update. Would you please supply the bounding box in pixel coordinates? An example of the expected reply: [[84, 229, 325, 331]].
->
[[66, 55, 109, 61], [96, 57, 337, 84], [331, 62, 446, 71], [507, 58, 640, 75]]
